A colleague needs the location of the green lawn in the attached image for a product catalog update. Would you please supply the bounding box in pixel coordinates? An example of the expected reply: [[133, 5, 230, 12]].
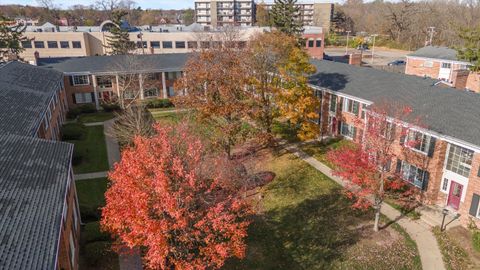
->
[[76, 177, 108, 222], [78, 112, 115, 123], [223, 148, 421, 269], [149, 110, 186, 124], [68, 125, 109, 174], [299, 139, 350, 168]]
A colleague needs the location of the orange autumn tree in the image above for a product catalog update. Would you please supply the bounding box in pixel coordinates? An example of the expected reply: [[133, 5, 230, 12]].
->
[[327, 103, 422, 232], [101, 123, 251, 269]]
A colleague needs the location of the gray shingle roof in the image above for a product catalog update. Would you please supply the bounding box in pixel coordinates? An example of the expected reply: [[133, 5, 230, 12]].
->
[[309, 60, 480, 148], [0, 61, 64, 136], [408, 46, 462, 62], [38, 53, 192, 74], [0, 134, 73, 270]]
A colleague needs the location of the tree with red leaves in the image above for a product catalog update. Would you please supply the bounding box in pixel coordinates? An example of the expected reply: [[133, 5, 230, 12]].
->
[[101, 123, 251, 269], [328, 103, 423, 231]]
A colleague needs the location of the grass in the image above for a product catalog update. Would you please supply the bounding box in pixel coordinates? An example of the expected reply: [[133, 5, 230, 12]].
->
[[68, 125, 109, 174], [149, 110, 186, 124], [223, 148, 421, 269], [299, 138, 350, 168], [76, 177, 108, 222], [272, 120, 300, 143], [78, 112, 115, 123], [385, 198, 422, 220]]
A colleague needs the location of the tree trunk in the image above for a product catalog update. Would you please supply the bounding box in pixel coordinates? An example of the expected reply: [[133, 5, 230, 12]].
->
[[374, 203, 381, 232]]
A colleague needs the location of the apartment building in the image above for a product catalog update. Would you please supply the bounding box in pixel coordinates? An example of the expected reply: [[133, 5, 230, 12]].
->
[[0, 62, 80, 269], [38, 54, 191, 109], [264, 2, 333, 30], [309, 59, 480, 227], [405, 46, 479, 93], [195, 0, 255, 27]]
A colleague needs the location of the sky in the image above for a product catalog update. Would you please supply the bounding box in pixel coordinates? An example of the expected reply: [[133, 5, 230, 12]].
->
[[0, 0, 341, 10]]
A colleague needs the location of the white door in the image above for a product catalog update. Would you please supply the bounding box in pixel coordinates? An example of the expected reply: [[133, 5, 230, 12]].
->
[[438, 62, 452, 81]]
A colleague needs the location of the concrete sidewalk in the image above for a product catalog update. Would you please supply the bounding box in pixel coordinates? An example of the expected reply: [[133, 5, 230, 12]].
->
[[285, 143, 445, 270], [74, 171, 108, 180]]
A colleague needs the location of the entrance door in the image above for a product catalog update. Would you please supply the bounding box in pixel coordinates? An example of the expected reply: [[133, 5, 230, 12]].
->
[[102, 91, 111, 102], [438, 62, 452, 81], [447, 181, 463, 210]]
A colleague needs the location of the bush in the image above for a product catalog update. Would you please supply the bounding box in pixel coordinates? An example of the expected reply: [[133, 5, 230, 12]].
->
[[66, 107, 81, 120], [84, 222, 111, 243], [78, 104, 97, 114], [144, 98, 174, 109], [101, 103, 121, 112], [61, 123, 86, 140], [72, 151, 83, 166], [473, 231, 480, 252]]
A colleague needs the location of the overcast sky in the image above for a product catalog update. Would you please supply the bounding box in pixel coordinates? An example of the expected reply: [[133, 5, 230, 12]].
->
[[0, 0, 340, 10]]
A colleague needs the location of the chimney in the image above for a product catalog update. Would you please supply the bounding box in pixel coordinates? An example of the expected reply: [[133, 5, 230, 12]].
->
[[451, 69, 470, 90], [33, 51, 40, 66], [348, 53, 362, 66]]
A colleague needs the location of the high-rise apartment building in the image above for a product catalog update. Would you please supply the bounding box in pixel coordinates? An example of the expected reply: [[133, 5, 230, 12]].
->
[[264, 2, 333, 30], [195, 0, 255, 28]]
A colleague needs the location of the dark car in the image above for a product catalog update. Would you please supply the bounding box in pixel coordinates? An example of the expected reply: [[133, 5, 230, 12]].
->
[[356, 44, 369, 51], [388, 60, 406, 66]]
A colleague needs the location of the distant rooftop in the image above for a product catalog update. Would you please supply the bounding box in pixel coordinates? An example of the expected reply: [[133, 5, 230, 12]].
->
[[408, 46, 468, 63]]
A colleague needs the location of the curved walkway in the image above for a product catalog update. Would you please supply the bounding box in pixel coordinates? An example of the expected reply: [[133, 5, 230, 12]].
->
[[284, 143, 445, 270]]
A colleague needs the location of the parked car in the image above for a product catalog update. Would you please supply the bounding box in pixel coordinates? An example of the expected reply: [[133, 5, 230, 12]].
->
[[388, 60, 406, 66], [356, 44, 369, 51]]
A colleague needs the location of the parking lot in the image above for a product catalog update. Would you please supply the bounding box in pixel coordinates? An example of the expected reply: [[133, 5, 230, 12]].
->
[[325, 47, 411, 69]]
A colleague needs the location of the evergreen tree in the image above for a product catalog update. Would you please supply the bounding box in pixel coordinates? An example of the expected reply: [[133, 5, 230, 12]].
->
[[457, 26, 480, 72], [255, 2, 270, 27], [270, 0, 303, 37], [105, 10, 135, 55], [0, 16, 29, 61]]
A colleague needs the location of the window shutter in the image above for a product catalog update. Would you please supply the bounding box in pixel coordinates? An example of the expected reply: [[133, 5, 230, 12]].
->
[[90, 92, 95, 102], [427, 137, 436, 157], [69, 76, 74, 86], [477, 167, 480, 177], [469, 193, 480, 217], [337, 121, 342, 134], [422, 171, 429, 191], [396, 159, 402, 173], [72, 94, 77, 104], [389, 124, 396, 141], [339, 97, 344, 112], [353, 127, 357, 140], [399, 128, 407, 146]]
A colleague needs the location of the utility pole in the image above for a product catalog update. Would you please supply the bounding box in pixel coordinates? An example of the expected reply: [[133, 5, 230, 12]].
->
[[427, 27, 435, 46], [371, 34, 378, 65], [345, 31, 351, 55]]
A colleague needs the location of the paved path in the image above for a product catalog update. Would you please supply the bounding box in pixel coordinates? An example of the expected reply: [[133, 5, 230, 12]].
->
[[84, 122, 104, 126], [285, 143, 445, 270], [74, 171, 108, 180], [103, 119, 143, 270]]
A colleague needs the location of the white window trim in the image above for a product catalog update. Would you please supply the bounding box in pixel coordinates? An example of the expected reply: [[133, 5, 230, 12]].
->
[[340, 122, 355, 140], [72, 75, 90, 86], [405, 129, 431, 156]]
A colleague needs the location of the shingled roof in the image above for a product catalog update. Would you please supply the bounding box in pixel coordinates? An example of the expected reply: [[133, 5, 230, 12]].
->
[[309, 60, 480, 149], [0, 61, 64, 137], [408, 46, 466, 62], [38, 53, 191, 74], [0, 134, 73, 269]]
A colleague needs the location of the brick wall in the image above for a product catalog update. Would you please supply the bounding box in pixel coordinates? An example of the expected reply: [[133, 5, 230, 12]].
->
[[37, 87, 67, 140], [405, 58, 441, 79], [457, 153, 480, 227], [466, 72, 480, 93], [304, 33, 325, 60], [64, 75, 95, 108]]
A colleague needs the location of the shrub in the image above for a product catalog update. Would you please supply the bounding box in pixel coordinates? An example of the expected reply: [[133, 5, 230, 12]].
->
[[101, 103, 121, 112], [78, 104, 97, 114], [61, 123, 86, 140], [473, 231, 480, 252], [72, 151, 83, 166], [144, 98, 174, 109], [66, 107, 81, 120], [84, 222, 111, 243]]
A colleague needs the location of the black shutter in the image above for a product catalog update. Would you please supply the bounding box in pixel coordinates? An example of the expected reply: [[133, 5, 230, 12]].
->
[[339, 97, 344, 112], [400, 128, 407, 145], [422, 171, 429, 191], [69, 76, 74, 86], [389, 123, 396, 141], [469, 194, 480, 216], [72, 94, 76, 104], [396, 159, 402, 173], [90, 92, 95, 103], [427, 137, 436, 157], [337, 121, 342, 134], [477, 166, 480, 177]]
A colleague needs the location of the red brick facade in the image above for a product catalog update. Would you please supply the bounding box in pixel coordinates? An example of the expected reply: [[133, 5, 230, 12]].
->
[[37, 86, 68, 140], [304, 32, 325, 60]]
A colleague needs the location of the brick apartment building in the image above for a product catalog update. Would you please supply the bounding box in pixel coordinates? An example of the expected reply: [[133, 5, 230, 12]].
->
[[405, 46, 480, 93], [309, 60, 480, 226], [0, 62, 80, 269], [195, 0, 255, 27]]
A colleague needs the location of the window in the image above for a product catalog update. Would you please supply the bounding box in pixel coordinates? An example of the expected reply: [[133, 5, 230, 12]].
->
[[21, 41, 32, 48], [47, 41, 58, 48], [123, 90, 136, 99], [168, 86, 175, 97], [62, 200, 67, 224], [329, 94, 337, 112], [344, 98, 359, 115], [162, 41, 173, 49], [97, 76, 112, 88], [442, 178, 449, 192], [144, 87, 159, 98], [74, 93, 93, 104], [423, 61, 433, 68], [60, 41, 69, 48], [34, 41, 45, 48], [200, 41, 210, 48], [446, 144, 474, 177], [166, 72, 181, 80], [188, 41, 198, 49], [361, 104, 367, 119], [73, 202, 79, 231], [213, 41, 222, 48], [72, 75, 89, 86], [150, 41, 160, 48], [175, 41, 186, 48], [441, 62, 452, 69], [469, 193, 480, 218], [72, 41, 82, 48], [136, 41, 147, 48], [400, 160, 429, 189], [316, 39, 322, 47], [69, 232, 75, 267], [406, 130, 431, 154], [340, 122, 356, 139], [308, 39, 314, 47]]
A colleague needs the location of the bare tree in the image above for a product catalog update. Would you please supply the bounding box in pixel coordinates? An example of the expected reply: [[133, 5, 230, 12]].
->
[[110, 104, 156, 146]]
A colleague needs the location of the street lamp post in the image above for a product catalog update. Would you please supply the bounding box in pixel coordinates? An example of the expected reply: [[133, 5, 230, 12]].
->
[[371, 34, 378, 65], [345, 31, 351, 55], [441, 208, 449, 231]]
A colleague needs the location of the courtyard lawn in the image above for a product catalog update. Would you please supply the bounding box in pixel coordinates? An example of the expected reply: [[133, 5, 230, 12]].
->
[[223, 147, 421, 270], [78, 112, 115, 123], [299, 139, 350, 168], [76, 177, 119, 270], [149, 109, 186, 124], [434, 226, 480, 269], [68, 125, 109, 174]]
